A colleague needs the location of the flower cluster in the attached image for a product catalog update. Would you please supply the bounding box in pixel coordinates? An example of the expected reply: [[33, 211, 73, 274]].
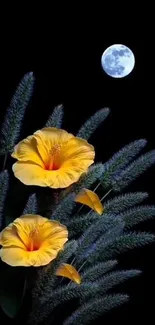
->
[[0, 127, 103, 284]]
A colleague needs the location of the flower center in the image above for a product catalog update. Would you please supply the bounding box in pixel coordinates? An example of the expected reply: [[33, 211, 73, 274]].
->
[[46, 144, 61, 171], [28, 228, 40, 251]]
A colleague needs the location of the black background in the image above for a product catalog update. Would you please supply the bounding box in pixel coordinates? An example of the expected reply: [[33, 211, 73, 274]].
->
[[0, 27, 154, 324]]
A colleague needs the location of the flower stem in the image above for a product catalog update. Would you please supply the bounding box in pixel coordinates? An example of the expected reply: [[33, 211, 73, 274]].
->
[[93, 181, 101, 193], [70, 256, 76, 265], [2, 154, 7, 171], [101, 188, 112, 202], [78, 260, 87, 272]]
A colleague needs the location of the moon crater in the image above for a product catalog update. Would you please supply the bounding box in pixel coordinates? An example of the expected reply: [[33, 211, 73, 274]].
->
[[101, 44, 135, 78]]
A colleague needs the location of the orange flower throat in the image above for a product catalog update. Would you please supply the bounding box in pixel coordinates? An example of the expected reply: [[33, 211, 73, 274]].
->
[[46, 144, 61, 171], [28, 228, 40, 251]]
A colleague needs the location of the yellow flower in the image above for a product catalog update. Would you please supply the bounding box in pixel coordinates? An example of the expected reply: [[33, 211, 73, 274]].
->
[[0, 214, 68, 267], [11, 127, 95, 189], [75, 188, 104, 215], [55, 263, 81, 284]]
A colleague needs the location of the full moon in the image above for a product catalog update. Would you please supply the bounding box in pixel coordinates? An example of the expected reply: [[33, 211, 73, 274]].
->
[[101, 44, 135, 78]]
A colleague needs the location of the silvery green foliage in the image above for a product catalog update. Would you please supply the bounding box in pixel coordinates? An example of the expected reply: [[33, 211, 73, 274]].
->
[[101, 139, 147, 189], [22, 193, 37, 215], [29, 283, 93, 324], [112, 150, 155, 192], [45, 104, 64, 128], [50, 193, 76, 223], [66, 213, 99, 239], [0, 72, 34, 155], [80, 269, 141, 302], [86, 232, 155, 266], [32, 240, 77, 304], [119, 205, 155, 229], [78, 223, 125, 265], [72, 163, 104, 194], [104, 192, 148, 214], [76, 215, 123, 258], [81, 260, 118, 281], [76, 107, 110, 140], [0, 170, 9, 229], [30, 283, 130, 325], [63, 294, 129, 325]]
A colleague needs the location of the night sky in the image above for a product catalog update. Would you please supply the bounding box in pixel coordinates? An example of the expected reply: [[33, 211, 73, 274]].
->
[[0, 31, 154, 324]]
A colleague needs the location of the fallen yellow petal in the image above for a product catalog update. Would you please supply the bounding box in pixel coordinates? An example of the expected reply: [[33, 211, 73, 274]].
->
[[75, 188, 104, 215], [55, 263, 81, 284]]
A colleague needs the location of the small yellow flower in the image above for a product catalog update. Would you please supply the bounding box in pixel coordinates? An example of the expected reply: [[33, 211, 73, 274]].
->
[[75, 188, 104, 215], [11, 127, 95, 189], [0, 214, 68, 267], [55, 263, 81, 284]]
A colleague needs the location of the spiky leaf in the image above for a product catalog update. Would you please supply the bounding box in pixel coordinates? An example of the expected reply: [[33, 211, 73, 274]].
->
[[104, 192, 148, 214], [82, 260, 118, 281], [45, 104, 64, 128], [32, 240, 77, 303], [22, 193, 37, 215], [76, 107, 110, 140], [72, 163, 104, 194], [66, 213, 99, 239], [112, 150, 155, 192], [63, 294, 129, 325], [0, 72, 35, 154], [50, 193, 76, 222], [120, 205, 155, 229], [87, 232, 155, 265], [76, 215, 123, 258], [80, 269, 141, 302], [101, 139, 147, 189], [0, 170, 9, 229]]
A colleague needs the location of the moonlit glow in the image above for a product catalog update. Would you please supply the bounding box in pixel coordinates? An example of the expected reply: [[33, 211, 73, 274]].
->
[[101, 44, 135, 78]]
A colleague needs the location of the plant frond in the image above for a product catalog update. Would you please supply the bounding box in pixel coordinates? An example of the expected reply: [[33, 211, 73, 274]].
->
[[22, 193, 37, 215], [104, 192, 148, 214], [101, 139, 147, 189], [76, 107, 110, 140], [0, 72, 35, 154], [63, 294, 129, 325], [112, 150, 155, 192], [45, 104, 64, 128]]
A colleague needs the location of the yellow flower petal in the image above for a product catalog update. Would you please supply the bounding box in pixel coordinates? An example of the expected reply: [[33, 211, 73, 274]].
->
[[61, 137, 95, 164], [11, 135, 44, 167], [75, 188, 104, 215], [12, 127, 95, 189], [0, 247, 28, 266], [34, 127, 74, 166], [56, 263, 81, 284], [0, 214, 68, 267], [0, 223, 26, 249], [12, 161, 47, 186], [0, 247, 59, 267]]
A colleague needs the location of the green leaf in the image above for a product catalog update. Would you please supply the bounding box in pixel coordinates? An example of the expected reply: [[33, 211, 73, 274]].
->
[[0, 170, 9, 230], [73, 163, 104, 194], [112, 150, 155, 192], [45, 104, 64, 128], [76, 107, 110, 140], [81, 260, 118, 281], [63, 294, 129, 325], [66, 213, 99, 239], [104, 192, 148, 215], [0, 72, 35, 155], [22, 193, 37, 215], [101, 139, 147, 189], [0, 261, 26, 318]]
